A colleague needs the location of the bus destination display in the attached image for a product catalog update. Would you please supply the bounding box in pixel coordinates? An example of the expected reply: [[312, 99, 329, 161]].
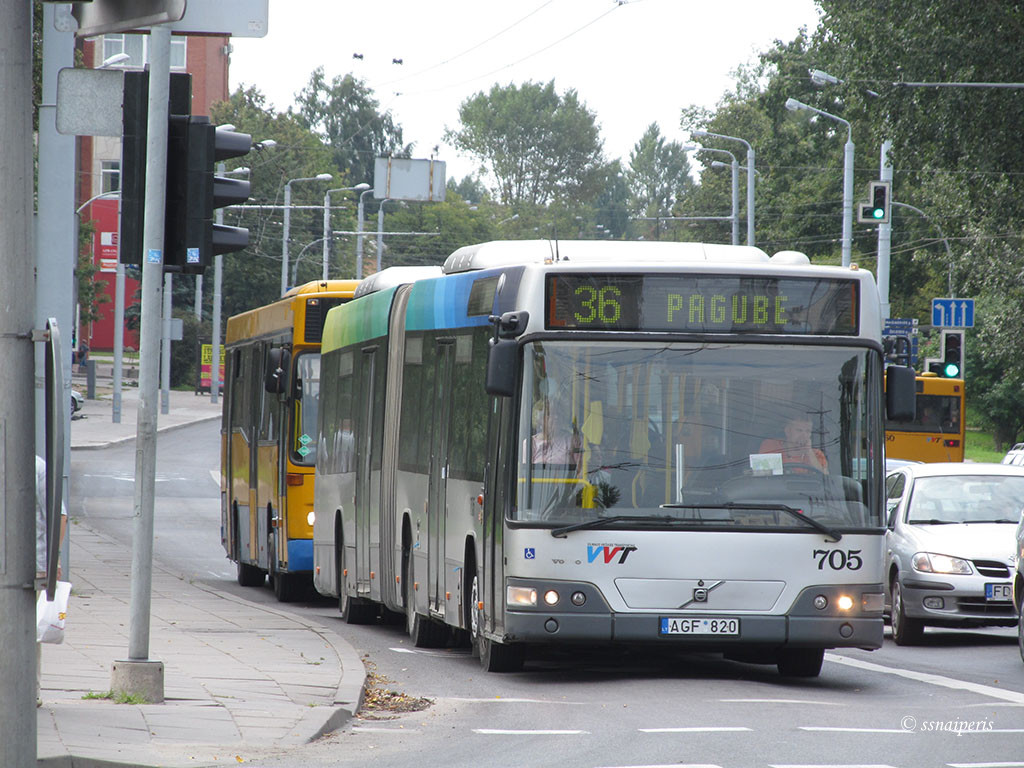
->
[[545, 274, 859, 335]]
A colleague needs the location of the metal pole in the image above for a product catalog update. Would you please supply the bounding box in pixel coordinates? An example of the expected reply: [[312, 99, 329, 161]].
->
[[0, 2, 39, 762], [161, 272, 172, 414], [730, 159, 739, 246], [115, 23, 170, 703], [356, 187, 373, 279], [281, 181, 292, 295], [376, 199, 389, 273], [211, 163, 225, 405], [193, 273, 202, 320], [746, 147, 755, 246], [322, 189, 331, 281], [112, 263, 125, 422], [877, 140, 893, 319], [842, 134, 855, 268]]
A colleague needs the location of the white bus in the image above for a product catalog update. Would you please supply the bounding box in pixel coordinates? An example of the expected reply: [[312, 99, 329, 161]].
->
[[312, 241, 915, 677]]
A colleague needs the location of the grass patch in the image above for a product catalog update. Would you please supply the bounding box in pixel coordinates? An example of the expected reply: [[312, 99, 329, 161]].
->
[[964, 429, 1006, 464], [82, 690, 149, 705]]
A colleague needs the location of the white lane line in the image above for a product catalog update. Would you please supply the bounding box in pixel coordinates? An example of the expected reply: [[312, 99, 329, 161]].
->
[[448, 697, 585, 704], [596, 765, 723, 768], [209, 469, 220, 486], [826, 653, 1024, 705], [352, 726, 420, 733], [473, 728, 588, 735], [389, 646, 470, 657], [720, 698, 840, 706], [639, 727, 751, 733], [949, 763, 1024, 767], [799, 726, 908, 734], [770, 765, 899, 768]]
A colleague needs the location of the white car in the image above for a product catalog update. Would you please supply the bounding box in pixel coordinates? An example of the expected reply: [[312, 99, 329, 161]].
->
[[1003, 443, 1024, 466], [71, 389, 84, 417], [1015, 514, 1024, 662], [885, 462, 1024, 645]]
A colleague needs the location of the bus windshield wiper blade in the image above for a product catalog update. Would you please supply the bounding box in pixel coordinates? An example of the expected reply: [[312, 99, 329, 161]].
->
[[660, 502, 843, 542], [549, 515, 681, 538]]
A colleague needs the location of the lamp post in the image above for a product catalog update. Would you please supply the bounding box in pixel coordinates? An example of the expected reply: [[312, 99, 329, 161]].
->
[[282, 173, 332, 296], [691, 129, 755, 246], [785, 97, 855, 268], [355, 186, 375, 279], [892, 200, 955, 297], [695, 145, 739, 246], [375, 198, 391, 273], [322, 182, 370, 281]]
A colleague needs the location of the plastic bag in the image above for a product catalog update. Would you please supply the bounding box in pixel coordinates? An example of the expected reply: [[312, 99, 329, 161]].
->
[[36, 581, 71, 644]]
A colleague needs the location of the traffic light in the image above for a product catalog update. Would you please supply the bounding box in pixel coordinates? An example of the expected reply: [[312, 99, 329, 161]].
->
[[940, 329, 964, 378], [857, 180, 891, 224], [164, 118, 251, 273]]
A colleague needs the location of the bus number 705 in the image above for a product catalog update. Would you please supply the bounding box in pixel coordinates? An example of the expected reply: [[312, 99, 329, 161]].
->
[[813, 549, 863, 570]]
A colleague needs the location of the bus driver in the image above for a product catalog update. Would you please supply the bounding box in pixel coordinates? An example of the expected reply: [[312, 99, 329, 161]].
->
[[759, 416, 828, 473]]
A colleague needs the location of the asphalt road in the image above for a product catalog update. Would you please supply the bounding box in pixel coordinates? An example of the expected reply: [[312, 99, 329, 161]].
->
[[70, 421, 1024, 768]]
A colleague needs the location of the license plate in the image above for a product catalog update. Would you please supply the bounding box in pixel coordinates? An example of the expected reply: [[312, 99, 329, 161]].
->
[[985, 583, 1012, 601], [660, 617, 739, 635]]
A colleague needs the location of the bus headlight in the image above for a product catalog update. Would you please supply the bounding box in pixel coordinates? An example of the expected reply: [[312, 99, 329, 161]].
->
[[307, 511, 316, 526], [836, 594, 854, 611], [543, 589, 560, 606], [507, 586, 538, 607]]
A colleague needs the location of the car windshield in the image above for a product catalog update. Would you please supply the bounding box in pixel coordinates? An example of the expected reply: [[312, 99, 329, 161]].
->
[[907, 475, 1024, 524], [513, 341, 882, 531]]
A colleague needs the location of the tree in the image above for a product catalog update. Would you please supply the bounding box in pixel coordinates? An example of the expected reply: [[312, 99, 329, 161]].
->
[[626, 124, 694, 218], [446, 81, 606, 207], [294, 68, 410, 184], [74, 218, 110, 337]]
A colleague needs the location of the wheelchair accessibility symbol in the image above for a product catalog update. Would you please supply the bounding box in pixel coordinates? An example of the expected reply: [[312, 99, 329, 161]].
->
[[524, 548, 536, 560]]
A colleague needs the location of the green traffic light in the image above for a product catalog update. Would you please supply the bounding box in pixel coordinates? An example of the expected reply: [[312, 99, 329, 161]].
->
[[872, 208, 884, 220], [943, 362, 961, 377]]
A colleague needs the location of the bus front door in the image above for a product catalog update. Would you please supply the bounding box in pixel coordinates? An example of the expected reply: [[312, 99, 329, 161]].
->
[[427, 340, 455, 617]]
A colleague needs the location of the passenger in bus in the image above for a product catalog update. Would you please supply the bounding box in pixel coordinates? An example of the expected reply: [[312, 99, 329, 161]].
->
[[530, 400, 581, 466], [758, 416, 828, 473]]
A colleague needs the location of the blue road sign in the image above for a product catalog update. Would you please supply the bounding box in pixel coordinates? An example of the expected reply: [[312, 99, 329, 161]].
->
[[932, 298, 975, 328]]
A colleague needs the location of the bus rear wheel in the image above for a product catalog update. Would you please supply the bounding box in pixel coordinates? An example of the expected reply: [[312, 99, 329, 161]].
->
[[776, 647, 824, 678], [236, 561, 264, 587], [403, 550, 446, 647], [337, 545, 374, 624]]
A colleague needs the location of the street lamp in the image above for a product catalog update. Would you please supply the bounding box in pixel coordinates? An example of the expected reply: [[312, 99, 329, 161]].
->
[[785, 97, 855, 268], [355, 186, 375, 279], [691, 129, 755, 246], [282, 173, 332, 296], [323, 182, 370, 281], [892, 200, 955, 297], [293, 237, 328, 287]]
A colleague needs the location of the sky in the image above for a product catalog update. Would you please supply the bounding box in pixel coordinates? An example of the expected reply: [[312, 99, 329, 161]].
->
[[229, 0, 823, 184]]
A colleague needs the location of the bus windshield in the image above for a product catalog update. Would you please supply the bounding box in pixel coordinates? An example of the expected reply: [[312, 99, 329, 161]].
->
[[514, 341, 880, 531]]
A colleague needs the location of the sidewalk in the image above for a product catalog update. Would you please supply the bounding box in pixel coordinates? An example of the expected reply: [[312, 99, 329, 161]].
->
[[38, 383, 366, 767]]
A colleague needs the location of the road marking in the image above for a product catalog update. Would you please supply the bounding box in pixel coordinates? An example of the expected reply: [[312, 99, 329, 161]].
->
[[352, 726, 420, 734], [826, 653, 1024, 705], [639, 727, 751, 733], [799, 726, 909, 734], [770, 765, 899, 768], [720, 698, 840, 706], [473, 728, 587, 735], [389, 646, 471, 658], [448, 697, 584, 704], [596, 765, 722, 768], [949, 763, 1024, 767], [209, 469, 220, 486]]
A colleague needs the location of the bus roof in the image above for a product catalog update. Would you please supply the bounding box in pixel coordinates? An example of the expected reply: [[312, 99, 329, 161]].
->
[[354, 266, 443, 298], [442, 240, 808, 274], [281, 279, 361, 298]]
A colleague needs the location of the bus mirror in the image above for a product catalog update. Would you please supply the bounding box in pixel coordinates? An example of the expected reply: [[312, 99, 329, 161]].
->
[[886, 365, 916, 422], [265, 348, 291, 395], [485, 338, 518, 397]]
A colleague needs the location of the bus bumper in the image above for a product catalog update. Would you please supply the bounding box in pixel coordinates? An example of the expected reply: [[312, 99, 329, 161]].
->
[[285, 539, 314, 573], [501, 579, 884, 650]]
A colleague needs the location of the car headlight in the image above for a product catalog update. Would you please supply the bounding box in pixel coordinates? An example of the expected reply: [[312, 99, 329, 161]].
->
[[912, 552, 973, 575]]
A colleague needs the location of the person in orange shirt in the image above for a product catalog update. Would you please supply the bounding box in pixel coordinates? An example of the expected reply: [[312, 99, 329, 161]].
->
[[759, 417, 828, 473]]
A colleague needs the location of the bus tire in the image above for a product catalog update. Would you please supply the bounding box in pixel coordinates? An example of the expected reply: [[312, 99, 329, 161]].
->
[[236, 561, 264, 587], [890, 577, 924, 645], [403, 548, 446, 647], [337, 545, 374, 624], [273, 570, 303, 602], [479, 634, 524, 673], [776, 647, 823, 678]]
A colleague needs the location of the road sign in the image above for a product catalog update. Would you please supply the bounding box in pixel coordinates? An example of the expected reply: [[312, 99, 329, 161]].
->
[[931, 298, 975, 328]]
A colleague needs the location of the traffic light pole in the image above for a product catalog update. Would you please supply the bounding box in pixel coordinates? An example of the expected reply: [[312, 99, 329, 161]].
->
[[877, 140, 893, 320], [111, 23, 169, 704]]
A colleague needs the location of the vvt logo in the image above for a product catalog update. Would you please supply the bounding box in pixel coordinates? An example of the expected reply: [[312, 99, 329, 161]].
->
[[587, 545, 637, 564]]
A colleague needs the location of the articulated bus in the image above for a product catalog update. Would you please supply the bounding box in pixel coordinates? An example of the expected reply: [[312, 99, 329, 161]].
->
[[885, 374, 965, 463], [312, 241, 915, 676], [221, 279, 359, 601]]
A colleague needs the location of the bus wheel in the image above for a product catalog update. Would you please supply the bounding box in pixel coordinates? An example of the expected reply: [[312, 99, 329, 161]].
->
[[1017, 606, 1024, 664], [777, 647, 823, 678], [338, 549, 374, 624], [273, 570, 303, 602], [236, 561, 264, 588], [471, 574, 523, 672], [891, 578, 924, 645]]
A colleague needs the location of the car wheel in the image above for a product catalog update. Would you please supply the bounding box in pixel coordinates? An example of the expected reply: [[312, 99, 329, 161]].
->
[[1018, 606, 1024, 664], [891, 578, 924, 645]]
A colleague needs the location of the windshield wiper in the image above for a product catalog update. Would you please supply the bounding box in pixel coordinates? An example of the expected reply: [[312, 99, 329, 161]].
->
[[965, 518, 1017, 524], [660, 502, 843, 542], [550, 515, 681, 538], [908, 519, 957, 525]]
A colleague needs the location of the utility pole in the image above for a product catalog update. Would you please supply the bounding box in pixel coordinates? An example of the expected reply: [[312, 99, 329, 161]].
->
[[109, 24, 170, 704], [877, 140, 893, 320], [0, 2, 41, 765]]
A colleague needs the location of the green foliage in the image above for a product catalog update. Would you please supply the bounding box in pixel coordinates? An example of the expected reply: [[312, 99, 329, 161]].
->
[[446, 81, 606, 206], [74, 218, 110, 330], [626, 123, 695, 218], [294, 68, 411, 183]]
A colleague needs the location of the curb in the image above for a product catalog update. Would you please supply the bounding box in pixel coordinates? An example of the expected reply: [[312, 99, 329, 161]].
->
[[70, 413, 222, 452]]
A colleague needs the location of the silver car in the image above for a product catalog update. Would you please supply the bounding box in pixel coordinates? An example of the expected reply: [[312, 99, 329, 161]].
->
[[1015, 510, 1024, 662], [885, 462, 1024, 645]]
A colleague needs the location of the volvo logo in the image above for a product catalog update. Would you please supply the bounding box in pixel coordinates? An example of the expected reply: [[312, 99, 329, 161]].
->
[[693, 587, 708, 602], [677, 580, 724, 609]]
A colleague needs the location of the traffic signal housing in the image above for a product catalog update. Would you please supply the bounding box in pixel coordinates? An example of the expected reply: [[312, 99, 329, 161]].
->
[[940, 329, 964, 378], [164, 119, 251, 273], [857, 180, 891, 224]]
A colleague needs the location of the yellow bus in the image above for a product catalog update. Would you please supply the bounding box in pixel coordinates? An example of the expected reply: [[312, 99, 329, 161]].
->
[[221, 279, 359, 601], [885, 373, 965, 463]]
